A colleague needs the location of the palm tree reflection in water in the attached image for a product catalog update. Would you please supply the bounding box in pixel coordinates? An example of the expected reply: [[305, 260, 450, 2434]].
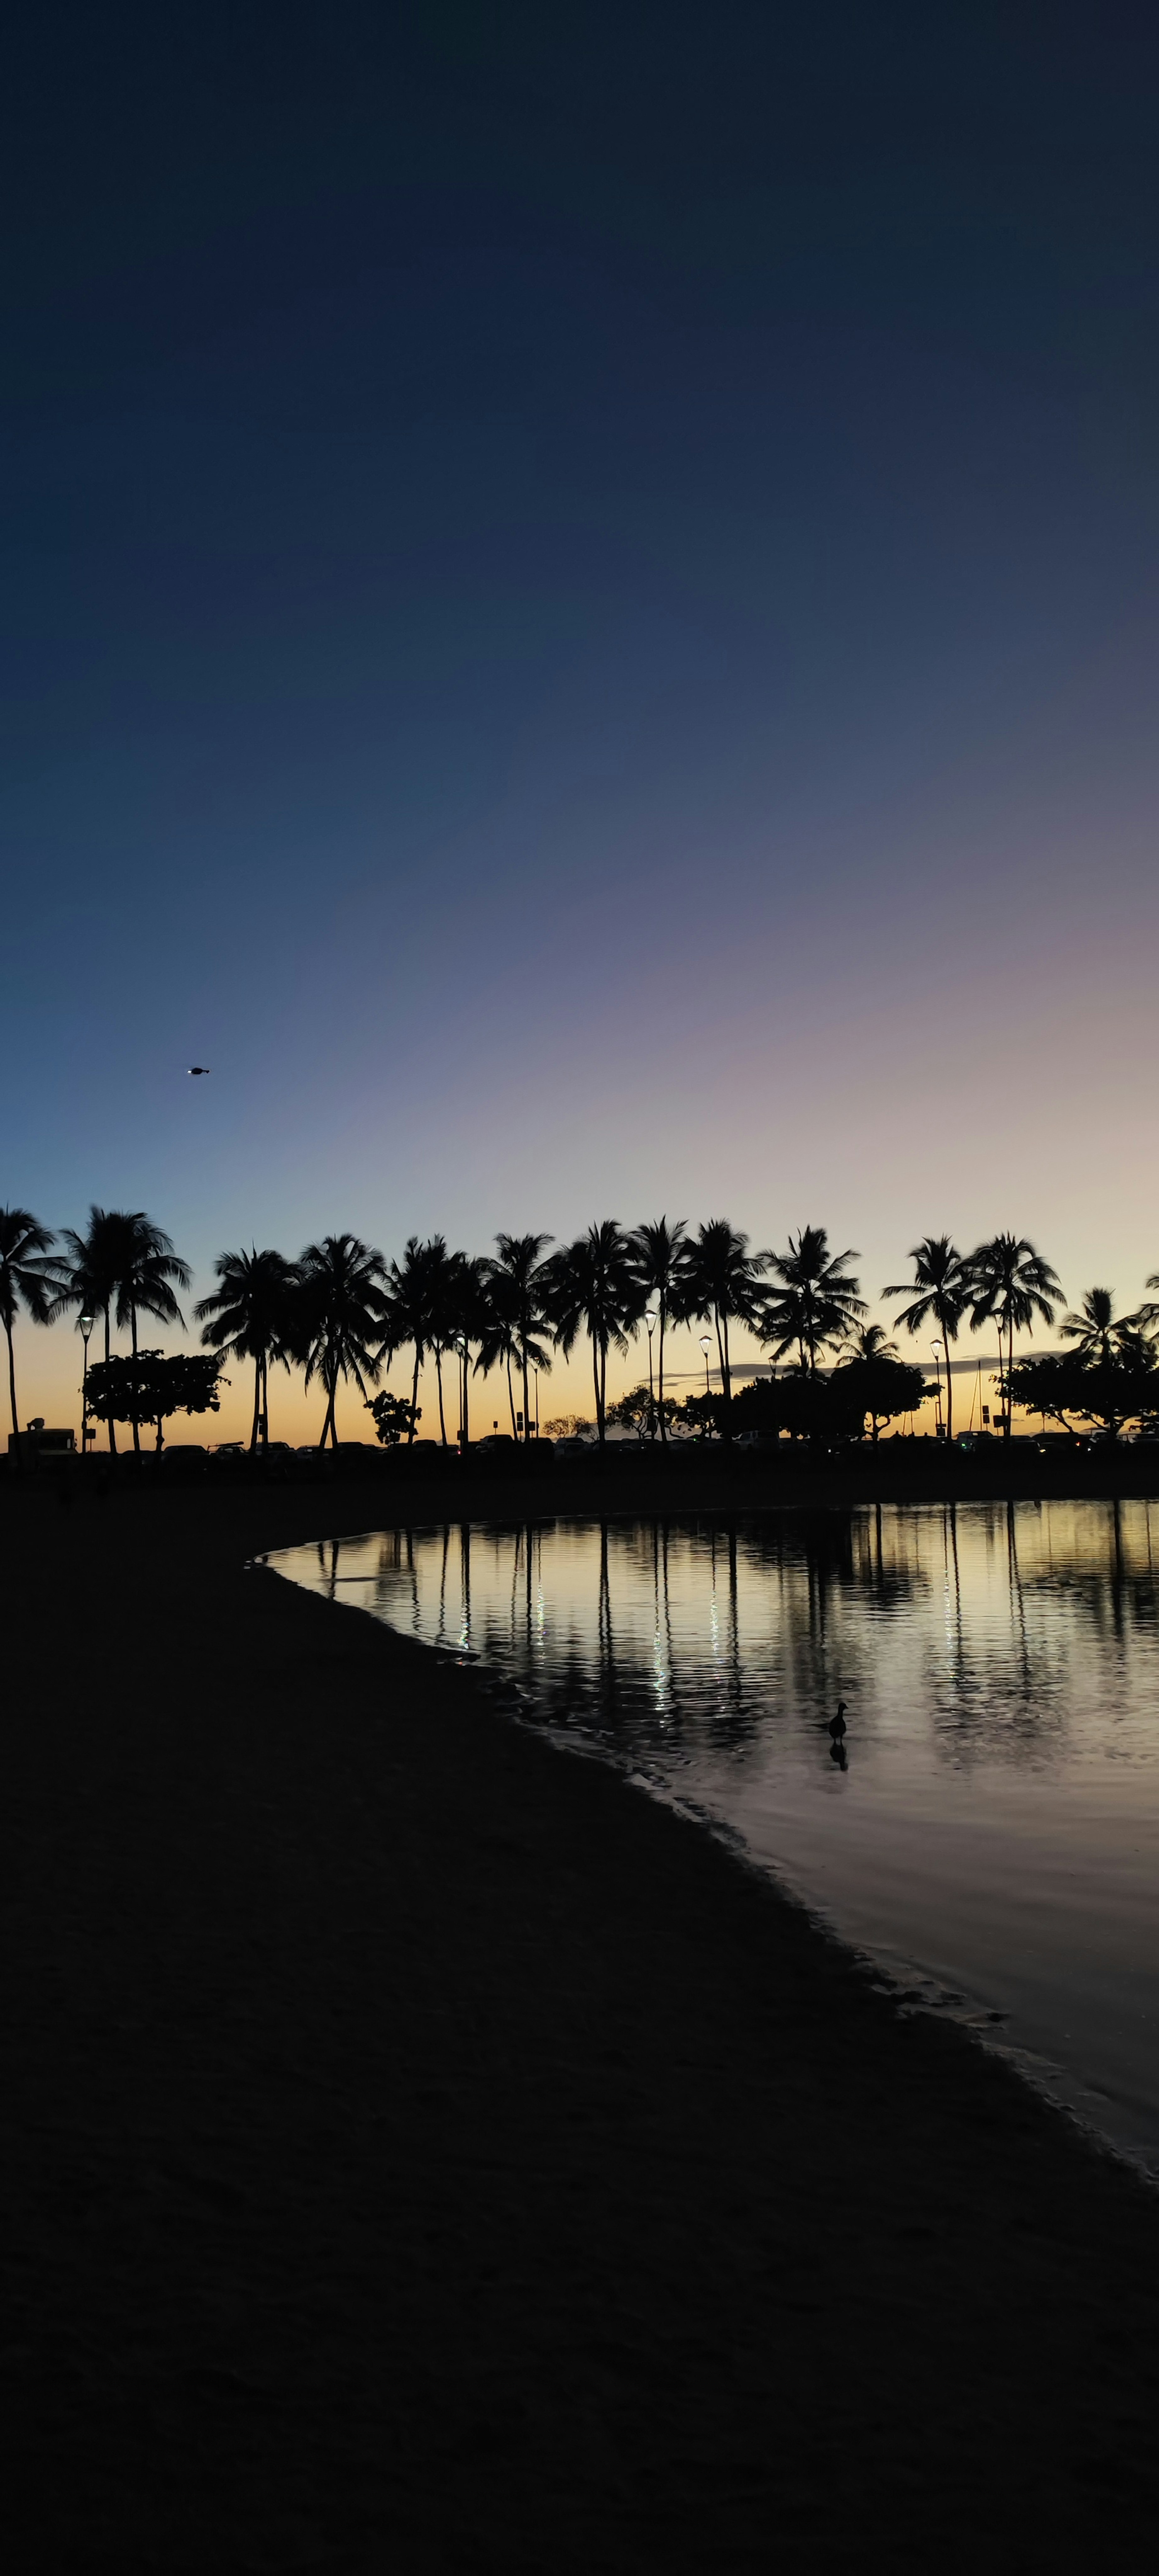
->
[[296, 1505, 1159, 1783]]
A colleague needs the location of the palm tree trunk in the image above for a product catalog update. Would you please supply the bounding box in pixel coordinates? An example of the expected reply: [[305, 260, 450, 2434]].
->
[[128, 1302, 142, 1454], [521, 1346, 531, 1446], [261, 1354, 269, 1452], [939, 1299, 954, 1442], [104, 1305, 117, 1456], [250, 1355, 262, 1451], [506, 1355, 518, 1439], [461, 1345, 470, 1449], [592, 1334, 604, 1443], [4, 1313, 18, 1445], [658, 1294, 667, 1444], [436, 1347, 448, 1446], [409, 1347, 421, 1445]]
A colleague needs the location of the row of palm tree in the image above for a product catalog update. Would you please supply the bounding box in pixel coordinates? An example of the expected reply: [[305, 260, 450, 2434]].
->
[[4, 1198, 1156, 1452]]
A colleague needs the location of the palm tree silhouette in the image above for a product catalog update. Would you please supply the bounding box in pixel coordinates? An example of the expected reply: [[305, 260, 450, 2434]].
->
[[545, 1223, 641, 1445], [968, 1234, 1062, 1439], [382, 1237, 448, 1445], [52, 1207, 188, 1455], [883, 1235, 973, 1442], [481, 1234, 554, 1442], [1059, 1286, 1130, 1366], [761, 1227, 864, 1377], [683, 1220, 767, 1432], [629, 1218, 691, 1446], [195, 1247, 300, 1450], [846, 1321, 899, 1361], [0, 1208, 57, 1445], [297, 1235, 388, 1448], [114, 1216, 192, 1452]]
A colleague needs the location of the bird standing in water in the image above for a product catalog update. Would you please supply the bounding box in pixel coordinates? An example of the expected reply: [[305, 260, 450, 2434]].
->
[[828, 1700, 848, 1744]]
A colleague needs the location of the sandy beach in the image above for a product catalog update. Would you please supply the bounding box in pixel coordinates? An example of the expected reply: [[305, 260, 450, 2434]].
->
[[5, 1472, 1159, 2569]]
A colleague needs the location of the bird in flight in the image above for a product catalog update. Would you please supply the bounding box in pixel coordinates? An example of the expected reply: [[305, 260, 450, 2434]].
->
[[187, 1065, 210, 1076]]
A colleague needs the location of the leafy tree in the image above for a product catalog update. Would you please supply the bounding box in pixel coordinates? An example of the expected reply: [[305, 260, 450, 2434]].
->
[[882, 1235, 973, 1441], [83, 1350, 225, 1452], [195, 1246, 300, 1450], [832, 1352, 930, 1442], [682, 1220, 767, 1434], [1007, 1349, 1158, 1441], [543, 1412, 595, 1440], [296, 1234, 388, 1448], [0, 1208, 57, 1446], [481, 1233, 554, 1442], [606, 1384, 686, 1441], [680, 1390, 723, 1440], [760, 1227, 865, 1377], [968, 1235, 1062, 1439], [544, 1223, 641, 1445], [366, 1389, 421, 1446], [629, 1218, 692, 1446]]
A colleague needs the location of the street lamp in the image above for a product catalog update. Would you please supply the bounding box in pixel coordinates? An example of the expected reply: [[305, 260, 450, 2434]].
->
[[930, 1340, 944, 1439], [645, 1309, 658, 1435], [699, 1334, 712, 1397], [80, 1311, 95, 1456]]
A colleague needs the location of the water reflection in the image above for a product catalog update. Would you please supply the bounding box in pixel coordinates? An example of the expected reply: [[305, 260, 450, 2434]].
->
[[270, 1502, 1159, 2169]]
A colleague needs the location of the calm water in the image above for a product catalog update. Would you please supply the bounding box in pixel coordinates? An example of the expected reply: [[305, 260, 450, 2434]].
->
[[267, 1502, 1159, 2170]]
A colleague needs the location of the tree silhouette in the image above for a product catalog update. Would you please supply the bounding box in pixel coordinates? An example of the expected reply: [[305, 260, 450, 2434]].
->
[[682, 1221, 767, 1434], [629, 1218, 692, 1446], [1059, 1286, 1131, 1366], [481, 1233, 554, 1442], [196, 1247, 300, 1450], [760, 1227, 864, 1377], [52, 1207, 188, 1455], [968, 1234, 1062, 1439], [883, 1235, 973, 1442], [382, 1237, 449, 1445], [113, 1216, 192, 1452], [0, 1208, 57, 1446], [297, 1235, 388, 1447], [544, 1223, 641, 1445]]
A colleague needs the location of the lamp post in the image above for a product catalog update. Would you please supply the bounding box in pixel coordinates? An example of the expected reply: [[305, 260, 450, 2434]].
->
[[80, 1311, 95, 1457], [699, 1334, 712, 1398], [645, 1309, 658, 1436], [930, 1340, 944, 1439]]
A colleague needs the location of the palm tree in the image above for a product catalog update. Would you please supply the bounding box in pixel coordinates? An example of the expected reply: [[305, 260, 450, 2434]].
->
[[882, 1235, 973, 1442], [195, 1247, 300, 1450], [968, 1234, 1062, 1439], [544, 1222, 641, 1445], [682, 1221, 767, 1431], [52, 1207, 187, 1455], [113, 1215, 192, 1452], [481, 1233, 554, 1442], [382, 1236, 449, 1446], [1059, 1286, 1130, 1366], [297, 1234, 389, 1447], [0, 1208, 57, 1446], [629, 1217, 692, 1446], [760, 1226, 865, 1377], [1130, 1274, 1159, 1341], [845, 1321, 899, 1362]]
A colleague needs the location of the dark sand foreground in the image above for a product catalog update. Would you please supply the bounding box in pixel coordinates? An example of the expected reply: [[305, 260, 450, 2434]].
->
[[5, 1476, 1159, 2570]]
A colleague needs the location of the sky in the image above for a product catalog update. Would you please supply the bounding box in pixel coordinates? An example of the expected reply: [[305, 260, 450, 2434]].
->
[[3, 2, 1158, 1441]]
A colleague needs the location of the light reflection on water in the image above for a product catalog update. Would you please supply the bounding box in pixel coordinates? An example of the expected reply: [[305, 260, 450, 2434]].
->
[[268, 1502, 1159, 2169]]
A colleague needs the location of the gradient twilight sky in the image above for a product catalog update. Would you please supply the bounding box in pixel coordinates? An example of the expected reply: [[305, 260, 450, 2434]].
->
[[4, 3, 1159, 1440]]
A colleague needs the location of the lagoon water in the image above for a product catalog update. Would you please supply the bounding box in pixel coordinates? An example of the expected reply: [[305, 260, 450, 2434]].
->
[[268, 1500, 1159, 2169]]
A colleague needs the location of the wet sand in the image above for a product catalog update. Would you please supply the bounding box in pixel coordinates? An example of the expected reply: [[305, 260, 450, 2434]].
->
[[5, 1475, 1159, 2569]]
